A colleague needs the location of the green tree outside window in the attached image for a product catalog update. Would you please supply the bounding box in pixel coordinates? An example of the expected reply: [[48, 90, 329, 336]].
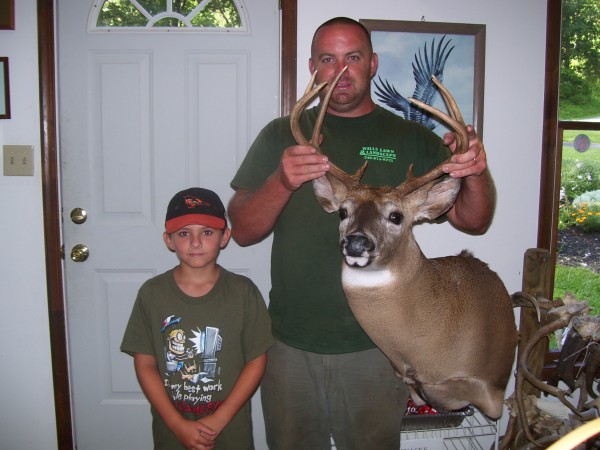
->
[[95, 0, 243, 29]]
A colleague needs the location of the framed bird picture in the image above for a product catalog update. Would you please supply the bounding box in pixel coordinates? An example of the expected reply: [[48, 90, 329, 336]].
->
[[360, 19, 485, 138]]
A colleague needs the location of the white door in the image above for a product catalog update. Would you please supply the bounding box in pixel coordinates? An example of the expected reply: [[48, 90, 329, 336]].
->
[[57, 1, 278, 448]]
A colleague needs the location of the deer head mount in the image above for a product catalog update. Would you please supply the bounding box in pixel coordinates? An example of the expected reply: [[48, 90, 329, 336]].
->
[[292, 69, 517, 420]]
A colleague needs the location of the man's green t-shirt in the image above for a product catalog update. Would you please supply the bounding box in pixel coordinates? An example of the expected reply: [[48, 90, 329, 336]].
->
[[231, 105, 449, 354]]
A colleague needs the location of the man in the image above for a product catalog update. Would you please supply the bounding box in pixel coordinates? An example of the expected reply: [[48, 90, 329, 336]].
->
[[228, 17, 495, 450]]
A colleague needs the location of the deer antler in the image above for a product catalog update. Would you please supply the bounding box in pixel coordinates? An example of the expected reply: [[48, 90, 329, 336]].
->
[[395, 75, 470, 197], [290, 66, 367, 186]]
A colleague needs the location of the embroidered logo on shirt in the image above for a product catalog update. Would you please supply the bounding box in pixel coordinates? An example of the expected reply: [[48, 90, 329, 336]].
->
[[359, 147, 397, 163]]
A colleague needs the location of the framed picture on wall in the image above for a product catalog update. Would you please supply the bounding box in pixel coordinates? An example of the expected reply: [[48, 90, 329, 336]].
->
[[360, 19, 486, 138], [0, 0, 14, 30], [1, 57, 10, 119]]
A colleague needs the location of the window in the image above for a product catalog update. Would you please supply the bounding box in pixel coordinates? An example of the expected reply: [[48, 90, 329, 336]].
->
[[541, 0, 600, 303], [89, 0, 248, 32], [537, 0, 600, 376]]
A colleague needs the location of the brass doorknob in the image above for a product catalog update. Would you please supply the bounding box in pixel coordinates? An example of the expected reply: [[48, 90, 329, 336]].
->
[[70, 244, 89, 262], [70, 207, 88, 224]]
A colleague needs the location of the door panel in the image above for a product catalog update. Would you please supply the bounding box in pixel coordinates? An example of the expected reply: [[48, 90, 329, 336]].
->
[[58, 1, 279, 448]]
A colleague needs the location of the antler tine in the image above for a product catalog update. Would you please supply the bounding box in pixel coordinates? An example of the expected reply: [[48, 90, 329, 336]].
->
[[409, 76, 469, 156], [310, 67, 348, 150], [303, 70, 319, 97], [432, 75, 465, 128], [290, 71, 328, 147], [395, 77, 469, 196], [290, 67, 366, 185]]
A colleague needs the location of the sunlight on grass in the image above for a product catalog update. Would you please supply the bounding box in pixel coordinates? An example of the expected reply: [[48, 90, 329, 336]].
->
[[554, 265, 600, 313], [550, 265, 600, 349]]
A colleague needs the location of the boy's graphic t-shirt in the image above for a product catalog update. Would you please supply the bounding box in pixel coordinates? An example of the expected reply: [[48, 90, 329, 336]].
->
[[121, 267, 272, 449]]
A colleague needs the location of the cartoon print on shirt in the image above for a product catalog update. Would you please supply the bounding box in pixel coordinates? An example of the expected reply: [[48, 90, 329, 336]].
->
[[165, 328, 194, 372], [161, 315, 225, 417], [164, 323, 222, 382], [161, 315, 181, 332]]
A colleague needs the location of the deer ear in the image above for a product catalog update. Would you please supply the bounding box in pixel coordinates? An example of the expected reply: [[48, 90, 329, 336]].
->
[[313, 173, 349, 213], [413, 176, 461, 221]]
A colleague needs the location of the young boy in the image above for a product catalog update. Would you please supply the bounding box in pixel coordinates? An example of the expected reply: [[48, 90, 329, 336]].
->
[[121, 187, 272, 450]]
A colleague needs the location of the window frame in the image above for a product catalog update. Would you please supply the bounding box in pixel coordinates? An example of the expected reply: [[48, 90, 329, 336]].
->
[[536, 0, 600, 380], [88, 0, 250, 33]]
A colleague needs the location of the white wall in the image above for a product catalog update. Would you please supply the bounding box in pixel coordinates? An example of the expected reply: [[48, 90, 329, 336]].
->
[[0, 0, 546, 447], [0, 0, 58, 449]]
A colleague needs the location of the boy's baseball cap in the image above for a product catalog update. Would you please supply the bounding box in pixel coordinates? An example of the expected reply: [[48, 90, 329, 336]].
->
[[165, 187, 227, 233]]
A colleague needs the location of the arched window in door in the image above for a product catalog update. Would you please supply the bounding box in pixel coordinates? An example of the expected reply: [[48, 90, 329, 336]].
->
[[89, 0, 248, 32]]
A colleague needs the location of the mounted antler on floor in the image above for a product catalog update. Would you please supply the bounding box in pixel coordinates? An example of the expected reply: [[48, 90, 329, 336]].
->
[[501, 294, 600, 449]]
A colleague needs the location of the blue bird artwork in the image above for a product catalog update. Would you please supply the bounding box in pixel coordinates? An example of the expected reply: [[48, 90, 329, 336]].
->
[[374, 35, 455, 131]]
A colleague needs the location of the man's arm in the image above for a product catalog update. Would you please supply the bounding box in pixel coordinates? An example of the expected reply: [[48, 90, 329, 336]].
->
[[134, 354, 216, 449], [229, 145, 330, 246], [198, 353, 267, 434], [442, 125, 496, 234], [446, 167, 496, 234]]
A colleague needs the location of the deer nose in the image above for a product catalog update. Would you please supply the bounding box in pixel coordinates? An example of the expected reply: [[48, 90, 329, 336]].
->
[[344, 233, 374, 257]]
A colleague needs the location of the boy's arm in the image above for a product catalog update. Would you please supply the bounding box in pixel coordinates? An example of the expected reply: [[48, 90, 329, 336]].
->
[[134, 353, 217, 449], [199, 353, 267, 434]]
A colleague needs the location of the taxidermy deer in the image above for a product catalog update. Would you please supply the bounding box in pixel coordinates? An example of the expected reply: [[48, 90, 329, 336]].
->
[[292, 68, 518, 420]]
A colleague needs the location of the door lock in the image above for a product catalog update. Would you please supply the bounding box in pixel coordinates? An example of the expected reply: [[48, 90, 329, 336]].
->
[[70, 207, 88, 224], [70, 244, 89, 262]]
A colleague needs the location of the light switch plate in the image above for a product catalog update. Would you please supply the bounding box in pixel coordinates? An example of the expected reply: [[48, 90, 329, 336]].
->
[[3, 145, 34, 176]]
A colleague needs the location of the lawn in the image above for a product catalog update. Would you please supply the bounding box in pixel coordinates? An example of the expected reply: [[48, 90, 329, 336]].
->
[[562, 129, 600, 164], [554, 265, 600, 313]]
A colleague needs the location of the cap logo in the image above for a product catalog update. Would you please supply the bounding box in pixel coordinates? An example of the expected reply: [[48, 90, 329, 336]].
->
[[184, 195, 210, 209]]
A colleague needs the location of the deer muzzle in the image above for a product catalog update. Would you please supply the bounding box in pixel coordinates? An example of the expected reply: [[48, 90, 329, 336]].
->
[[342, 233, 375, 267]]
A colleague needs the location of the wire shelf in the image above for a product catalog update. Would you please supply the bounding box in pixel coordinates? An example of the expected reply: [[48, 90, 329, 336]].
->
[[331, 410, 498, 449], [401, 410, 498, 450]]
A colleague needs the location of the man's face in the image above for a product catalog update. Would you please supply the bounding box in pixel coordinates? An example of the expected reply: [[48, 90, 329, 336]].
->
[[309, 23, 378, 117]]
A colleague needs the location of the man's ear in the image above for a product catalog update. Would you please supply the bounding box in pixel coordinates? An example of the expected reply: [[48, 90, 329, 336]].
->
[[309, 58, 316, 74], [370, 52, 379, 78], [163, 232, 175, 252]]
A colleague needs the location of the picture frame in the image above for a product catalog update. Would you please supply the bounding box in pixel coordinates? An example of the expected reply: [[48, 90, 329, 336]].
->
[[0, 57, 10, 119], [0, 0, 14, 30], [360, 19, 486, 138]]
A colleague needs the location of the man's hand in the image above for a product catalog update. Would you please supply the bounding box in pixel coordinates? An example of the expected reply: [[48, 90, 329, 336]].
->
[[278, 145, 330, 191], [442, 125, 487, 178]]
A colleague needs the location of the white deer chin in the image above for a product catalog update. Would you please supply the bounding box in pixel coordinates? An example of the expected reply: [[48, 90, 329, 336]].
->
[[342, 265, 393, 288]]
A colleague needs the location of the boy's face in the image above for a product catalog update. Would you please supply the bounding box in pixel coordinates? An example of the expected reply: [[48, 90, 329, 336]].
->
[[163, 224, 231, 270]]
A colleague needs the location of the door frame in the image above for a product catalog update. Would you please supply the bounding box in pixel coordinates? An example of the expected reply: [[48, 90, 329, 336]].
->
[[36, 0, 298, 447]]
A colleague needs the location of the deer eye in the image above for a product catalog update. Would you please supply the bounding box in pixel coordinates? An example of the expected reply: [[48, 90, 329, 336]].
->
[[389, 211, 403, 225], [339, 208, 348, 221]]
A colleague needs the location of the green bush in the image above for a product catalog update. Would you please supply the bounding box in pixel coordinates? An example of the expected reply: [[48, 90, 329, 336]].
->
[[561, 159, 600, 204]]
